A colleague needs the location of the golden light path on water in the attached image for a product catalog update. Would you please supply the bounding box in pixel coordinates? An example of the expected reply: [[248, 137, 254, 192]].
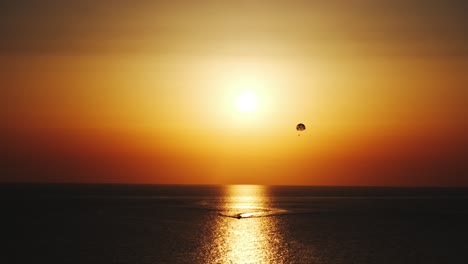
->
[[207, 185, 287, 263]]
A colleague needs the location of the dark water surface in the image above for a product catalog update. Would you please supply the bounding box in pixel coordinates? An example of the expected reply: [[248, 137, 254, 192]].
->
[[2, 184, 468, 263]]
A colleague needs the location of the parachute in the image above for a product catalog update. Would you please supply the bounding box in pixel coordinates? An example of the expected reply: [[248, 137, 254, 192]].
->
[[296, 123, 306, 131], [296, 123, 306, 136]]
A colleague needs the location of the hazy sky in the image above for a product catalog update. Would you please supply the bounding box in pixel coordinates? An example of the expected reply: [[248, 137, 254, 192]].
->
[[1, 0, 467, 185]]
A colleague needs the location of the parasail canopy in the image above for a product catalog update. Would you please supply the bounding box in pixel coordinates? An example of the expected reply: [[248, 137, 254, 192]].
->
[[296, 123, 306, 131]]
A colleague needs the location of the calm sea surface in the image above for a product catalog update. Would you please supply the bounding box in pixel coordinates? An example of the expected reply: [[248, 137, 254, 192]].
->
[[2, 184, 468, 263]]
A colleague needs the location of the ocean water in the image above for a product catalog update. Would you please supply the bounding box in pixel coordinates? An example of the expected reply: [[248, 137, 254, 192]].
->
[[2, 184, 468, 263]]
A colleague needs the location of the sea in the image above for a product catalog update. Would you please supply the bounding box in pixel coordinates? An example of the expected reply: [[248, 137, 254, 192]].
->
[[2, 184, 468, 264]]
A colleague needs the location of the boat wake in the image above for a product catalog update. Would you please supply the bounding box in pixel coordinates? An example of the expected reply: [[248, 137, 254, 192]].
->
[[218, 207, 288, 219]]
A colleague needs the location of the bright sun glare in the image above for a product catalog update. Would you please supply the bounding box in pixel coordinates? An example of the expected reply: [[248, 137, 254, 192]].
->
[[236, 91, 257, 112]]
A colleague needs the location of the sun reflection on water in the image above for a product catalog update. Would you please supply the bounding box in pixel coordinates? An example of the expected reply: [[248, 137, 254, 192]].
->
[[207, 185, 285, 263]]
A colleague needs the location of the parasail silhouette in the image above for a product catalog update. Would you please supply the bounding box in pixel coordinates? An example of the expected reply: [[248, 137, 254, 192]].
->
[[296, 123, 306, 136]]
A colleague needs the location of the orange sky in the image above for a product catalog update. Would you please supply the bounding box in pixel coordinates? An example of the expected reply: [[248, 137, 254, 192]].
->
[[1, 0, 467, 186]]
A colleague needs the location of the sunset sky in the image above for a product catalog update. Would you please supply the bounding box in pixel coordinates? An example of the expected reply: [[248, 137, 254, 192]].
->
[[1, 0, 467, 186]]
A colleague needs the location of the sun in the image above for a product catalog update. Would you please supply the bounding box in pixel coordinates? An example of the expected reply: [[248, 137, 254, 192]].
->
[[236, 91, 257, 112]]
